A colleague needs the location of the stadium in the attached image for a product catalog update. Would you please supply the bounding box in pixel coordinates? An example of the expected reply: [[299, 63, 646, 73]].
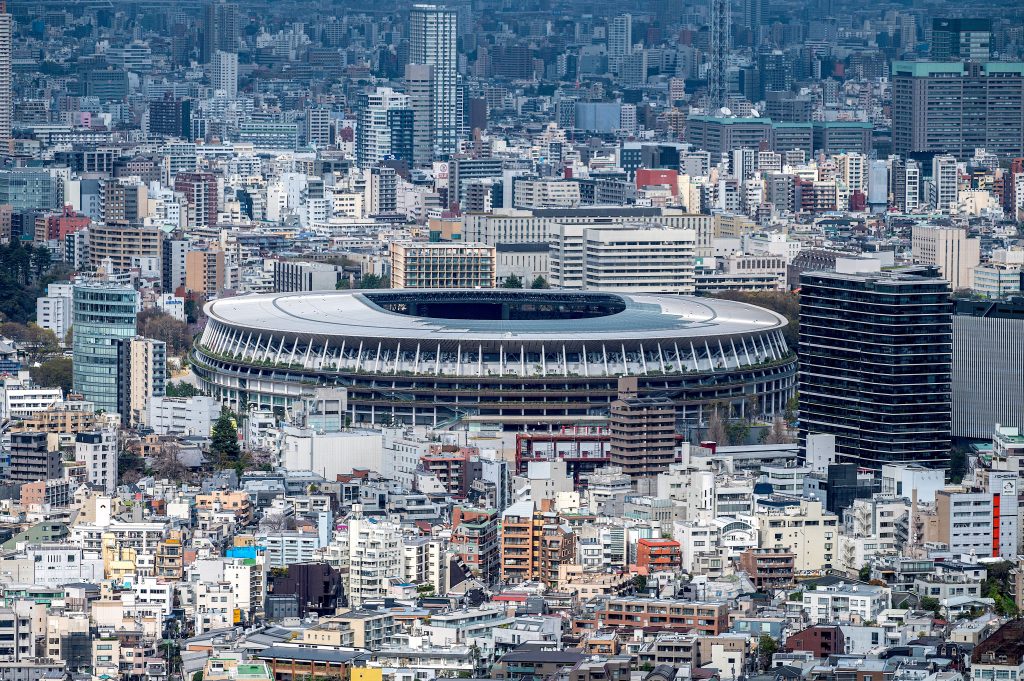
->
[[191, 289, 796, 430]]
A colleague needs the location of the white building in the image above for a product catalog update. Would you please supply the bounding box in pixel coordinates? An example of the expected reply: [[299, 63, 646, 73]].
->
[[802, 582, 890, 624], [194, 581, 236, 634], [75, 430, 118, 493], [36, 282, 75, 340], [2, 386, 63, 420], [147, 395, 220, 435], [211, 50, 238, 98], [280, 426, 383, 480], [548, 223, 697, 293], [911, 224, 980, 291], [335, 507, 403, 606]]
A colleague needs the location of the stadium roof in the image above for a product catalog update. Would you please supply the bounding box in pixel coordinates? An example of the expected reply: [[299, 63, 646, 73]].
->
[[205, 289, 787, 343]]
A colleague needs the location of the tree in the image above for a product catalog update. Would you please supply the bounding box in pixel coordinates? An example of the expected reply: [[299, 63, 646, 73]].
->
[[530, 275, 549, 289], [706, 408, 729, 445], [501, 274, 523, 288], [184, 299, 200, 324], [632, 574, 648, 593], [138, 308, 194, 357], [920, 596, 942, 616], [211, 407, 241, 467], [757, 634, 779, 671], [357, 273, 388, 289], [166, 381, 202, 398], [858, 564, 872, 581], [149, 442, 188, 481], [764, 416, 794, 444], [30, 357, 73, 393]]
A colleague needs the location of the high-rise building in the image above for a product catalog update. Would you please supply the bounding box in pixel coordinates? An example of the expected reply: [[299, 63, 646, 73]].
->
[[931, 18, 991, 61], [0, 10, 11, 150], [930, 154, 959, 210], [499, 499, 575, 585], [890, 157, 921, 213], [892, 61, 1024, 160], [951, 298, 1024, 439], [608, 378, 677, 477], [405, 63, 434, 167], [9, 432, 61, 487], [174, 172, 219, 228], [409, 4, 458, 160], [211, 50, 238, 98], [203, 1, 240, 63], [305, 108, 331, 148], [116, 337, 166, 428], [911, 225, 980, 291], [88, 222, 163, 273], [708, 0, 731, 109], [799, 261, 953, 469], [355, 87, 414, 168], [72, 283, 139, 415], [149, 97, 192, 139], [742, 0, 764, 42]]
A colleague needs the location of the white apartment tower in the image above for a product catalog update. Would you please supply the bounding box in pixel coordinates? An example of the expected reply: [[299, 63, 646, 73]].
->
[[212, 50, 238, 98], [409, 4, 458, 160], [0, 10, 10, 149], [931, 154, 958, 211]]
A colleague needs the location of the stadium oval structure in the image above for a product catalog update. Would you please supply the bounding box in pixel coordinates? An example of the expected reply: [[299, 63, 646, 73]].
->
[[191, 289, 796, 428]]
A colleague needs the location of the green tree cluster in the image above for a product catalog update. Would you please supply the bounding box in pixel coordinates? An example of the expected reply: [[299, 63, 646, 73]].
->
[[0, 241, 59, 323], [137, 308, 194, 357], [211, 407, 242, 468], [501, 274, 523, 288], [30, 357, 73, 393]]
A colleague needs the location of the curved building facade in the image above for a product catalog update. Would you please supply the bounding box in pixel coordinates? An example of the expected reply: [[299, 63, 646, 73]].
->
[[192, 290, 796, 429]]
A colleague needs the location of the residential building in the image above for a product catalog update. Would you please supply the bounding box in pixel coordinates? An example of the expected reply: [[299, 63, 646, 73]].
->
[[911, 225, 979, 291], [799, 262, 952, 468], [116, 336, 166, 428]]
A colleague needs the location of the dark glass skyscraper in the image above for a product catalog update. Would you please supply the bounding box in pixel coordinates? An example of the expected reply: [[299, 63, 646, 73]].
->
[[799, 264, 953, 469]]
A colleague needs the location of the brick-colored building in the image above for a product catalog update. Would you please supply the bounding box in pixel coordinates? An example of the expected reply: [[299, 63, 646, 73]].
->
[[786, 625, 845, 658], [500, 499, 576, 585], [738, 547, 796, 588], [600, 598, 730, 635], [636, 538, 682, 574]]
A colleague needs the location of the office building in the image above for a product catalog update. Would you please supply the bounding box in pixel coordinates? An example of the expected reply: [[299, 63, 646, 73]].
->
[[211, 50, 238, 98], [799, 261, 953, 469], [952, 298, 1024, 439], [149, 97, 192, 139], [409, 4, 458, 159], [911, 225, 979, 291], [548, 223, 698, 293], [405, 63, 435, 167], [892, 61, 1024, 159], [72, 283, 139, 415], [273, 260, 347, 292], [389, 242, 496, 289], [931, 18, 991, 61], [0, 10, 10, 150], [0, 169, 59, 211], [116, 336, 166, 428]]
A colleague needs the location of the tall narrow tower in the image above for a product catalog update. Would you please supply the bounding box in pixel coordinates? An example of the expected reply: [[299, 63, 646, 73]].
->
[[0, 4, 11, 150], [708, 0, 730, 109], [409, 4, 458, 161]]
